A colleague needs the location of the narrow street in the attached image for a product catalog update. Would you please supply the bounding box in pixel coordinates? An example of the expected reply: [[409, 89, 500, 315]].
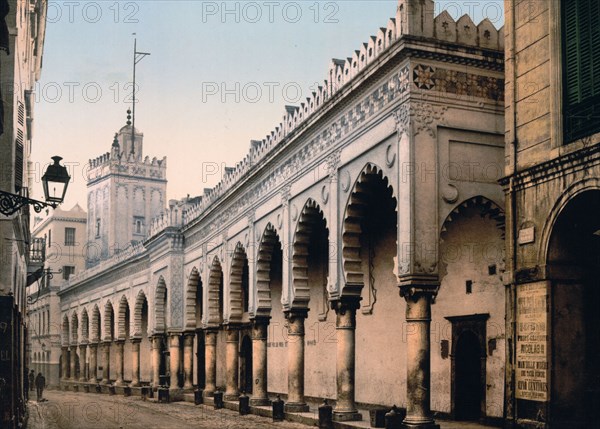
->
[[25, 390, 311, 429]]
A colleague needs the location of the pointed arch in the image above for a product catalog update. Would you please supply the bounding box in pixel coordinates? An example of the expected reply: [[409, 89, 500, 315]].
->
[[81, 308, 89, 343], [155, 276, 168, 333], [229, 243, 249, 323], [206, 256, 223, 327], [118, 295, 130, 340], [103, 301, 114, 341], [185, 267, 201, 330], [71, 312, 79, 345], [133, 290, 148, 337], [91, 305, 101, 343], [255, 223, 281, 317], [62, 314, 70, 346], [291, 199, 329, 309], [341, 163, 397, 297]]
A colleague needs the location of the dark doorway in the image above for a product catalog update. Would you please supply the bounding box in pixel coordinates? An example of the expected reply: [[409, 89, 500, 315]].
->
[[239, 334, 252, 394], [548, 190, 600, 427], [455, 331, 482, 420], [446, 314, 488, 422]]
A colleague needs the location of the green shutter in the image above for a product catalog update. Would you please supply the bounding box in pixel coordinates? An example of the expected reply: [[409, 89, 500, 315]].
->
[[563, 0, 600, 142]]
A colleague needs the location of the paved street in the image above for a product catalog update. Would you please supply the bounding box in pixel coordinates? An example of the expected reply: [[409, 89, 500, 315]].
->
[[25, 390, 311, 429]]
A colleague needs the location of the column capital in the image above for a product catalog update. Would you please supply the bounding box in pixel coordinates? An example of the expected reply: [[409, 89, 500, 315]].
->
[[250, 316, 271, 325], [114, 339, 126, 346], [223, 323, 242, 331], [331, 297, 361, 314], [284, 308, 309, 320], [130, 337, 142, 344], [399, 284, 440, 302]]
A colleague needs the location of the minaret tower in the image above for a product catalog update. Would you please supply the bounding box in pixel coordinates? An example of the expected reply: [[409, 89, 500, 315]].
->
[[85, 110, 167, 266]]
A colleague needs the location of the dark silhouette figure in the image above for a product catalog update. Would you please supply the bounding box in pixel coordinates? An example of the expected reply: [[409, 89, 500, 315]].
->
[[24, 368, 29, 401], [28, 370, 34, 392], [35, 372, 45, 402]]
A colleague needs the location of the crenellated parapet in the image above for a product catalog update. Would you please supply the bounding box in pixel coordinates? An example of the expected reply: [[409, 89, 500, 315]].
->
[[182, 0, 503, 226], [87, 151, 167, 183], [147, 196, 201, 241]]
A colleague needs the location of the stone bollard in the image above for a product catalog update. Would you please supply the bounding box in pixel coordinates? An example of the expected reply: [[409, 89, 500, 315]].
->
[[385, 405, 403, 429], [239, 392, 250, 415], [272, 395, 285, 422], [213, 390, 224, 410], [141, 386, 149, 401], [95, 384, 101, 393], [318, 399, 333, 429], [158, 387, 170, 403], [370, 407, 388, 428], [108, 385, 116, 396], [124, 386, 132, 397], [194, 389, 203, 405]]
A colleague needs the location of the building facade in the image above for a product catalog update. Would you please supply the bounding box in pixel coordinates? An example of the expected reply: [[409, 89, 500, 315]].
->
[[59, 1, 507, 427], [502, 1, 600, 428], [27, 204, 87, 388], [0, 0, 47, 427]]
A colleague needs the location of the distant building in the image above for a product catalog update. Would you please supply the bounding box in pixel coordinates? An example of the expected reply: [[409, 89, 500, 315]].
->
[[0, 0, 47, 426], [27, 204, 87, 387], [502, 1, 600, 427]]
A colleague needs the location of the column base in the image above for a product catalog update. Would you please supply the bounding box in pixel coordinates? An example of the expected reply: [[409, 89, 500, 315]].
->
[[100, 379, 110, 385], [115, 380, 126, 387], [401, 421, 440, 429], [250, 397, 270, 406], [333, 411, 362, 422], [130, 381, 140, 388], [79, 378, 87, 383], [284, 403, 309, 412], [224, 392, 240, 401]]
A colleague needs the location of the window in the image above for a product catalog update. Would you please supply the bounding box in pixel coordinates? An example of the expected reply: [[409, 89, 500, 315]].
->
[[63, 266, 75, 280], [563, 0, 600, 142], [95, 219, 101, 237], [133, 217, 145, 235], [48, 230, 51, 247], [64, 227, 76, 246]]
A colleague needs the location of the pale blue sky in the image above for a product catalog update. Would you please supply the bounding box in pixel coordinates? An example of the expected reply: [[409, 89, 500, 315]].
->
[[31, 0, 504, 210]]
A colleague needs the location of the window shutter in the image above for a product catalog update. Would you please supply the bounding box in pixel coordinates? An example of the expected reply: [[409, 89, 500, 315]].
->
[[563, 0, 600, 142]]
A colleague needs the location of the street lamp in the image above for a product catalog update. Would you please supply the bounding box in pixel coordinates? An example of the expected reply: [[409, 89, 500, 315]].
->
[[0, 156, 70, 216]]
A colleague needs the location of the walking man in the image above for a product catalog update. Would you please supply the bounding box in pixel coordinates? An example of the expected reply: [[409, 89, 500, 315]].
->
[[35, 372, 45, 402]]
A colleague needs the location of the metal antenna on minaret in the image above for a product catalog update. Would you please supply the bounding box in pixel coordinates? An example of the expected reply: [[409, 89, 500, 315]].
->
[[131, 35, 150, 156]]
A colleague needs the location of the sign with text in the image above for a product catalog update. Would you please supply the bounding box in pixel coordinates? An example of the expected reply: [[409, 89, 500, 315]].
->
[[516, 282, 549, 401]]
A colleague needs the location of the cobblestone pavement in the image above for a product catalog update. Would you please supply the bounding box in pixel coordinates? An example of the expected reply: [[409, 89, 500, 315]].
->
[[26, 390, 311, 429]]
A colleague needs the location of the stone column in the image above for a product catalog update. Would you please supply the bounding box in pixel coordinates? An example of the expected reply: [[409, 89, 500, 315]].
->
[[151, 335, 162, 387], [183, 333, 194, 390], [89, 344, 98, 383], [203, 329, 218, 397], [61, 347, 68, 381], [79, 344, 88, 382], [285, 310, 309, 412], [101, 342, 110, 384], [333, 298, 362, 421], [69, 346, 77, 380], [169, 333, 181, 390], [400, 285, 440, 429], [115, 340, 125, 386], [250, 317, 270, 406], [130, 338, 141, 387], [224, 326, 240, 400]]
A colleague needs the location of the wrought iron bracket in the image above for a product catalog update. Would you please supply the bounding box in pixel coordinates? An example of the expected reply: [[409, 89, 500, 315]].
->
[[0, 190, 57, 216]]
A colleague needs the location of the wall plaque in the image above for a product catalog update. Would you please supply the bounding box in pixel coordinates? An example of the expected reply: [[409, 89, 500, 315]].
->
[[516, 281, 549, 401]]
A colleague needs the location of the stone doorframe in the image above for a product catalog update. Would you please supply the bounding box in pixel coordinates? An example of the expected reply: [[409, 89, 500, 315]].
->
[[445, 313, 489, 421]]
